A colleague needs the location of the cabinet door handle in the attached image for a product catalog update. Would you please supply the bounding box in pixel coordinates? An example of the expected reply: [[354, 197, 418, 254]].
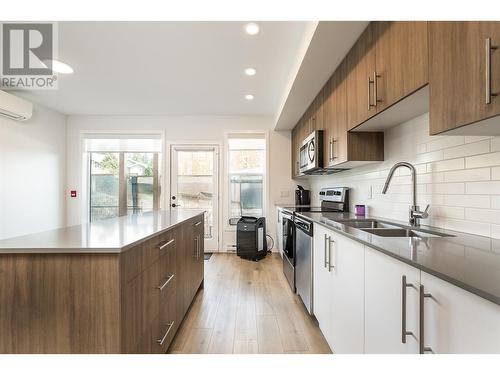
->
[[194, 221, 202, 227], [373, 71, 382, 106], [419, 285, 433, 354], [401, 275, 415, 344], [324, 234, 329, 269], [328, 237, 335, 271], [159, 238, 175, 250], [158, 274, 175, 291], [367, 75, 375, 110], [197, 235, 200, 258], [157, 321, 175, 346], [486, 37, 498, 104]]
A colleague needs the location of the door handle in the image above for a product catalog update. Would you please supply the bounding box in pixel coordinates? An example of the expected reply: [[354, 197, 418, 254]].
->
[[419, 285, 433, 354], [486, 37, 498, 104], [156, 321, 175, 346], [328, 237, 335, 271], [324, 234, 329, 269], [373, 71, 382, 106], [367, 75, 375, 110], [157, 274, 175, 291], [159, 238, 175, 251], [401, 275, 415, 343]]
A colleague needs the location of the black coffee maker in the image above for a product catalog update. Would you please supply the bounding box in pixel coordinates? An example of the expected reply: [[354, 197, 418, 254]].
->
[[295, 185, 311, 206]]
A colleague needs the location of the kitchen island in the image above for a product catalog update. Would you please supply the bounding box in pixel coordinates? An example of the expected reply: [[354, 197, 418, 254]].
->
[[0, 210, 205, 354]]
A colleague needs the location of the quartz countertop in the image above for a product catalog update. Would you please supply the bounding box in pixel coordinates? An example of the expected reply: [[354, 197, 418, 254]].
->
[[0, 209, 205, 254], [295, 211, 500, 306]]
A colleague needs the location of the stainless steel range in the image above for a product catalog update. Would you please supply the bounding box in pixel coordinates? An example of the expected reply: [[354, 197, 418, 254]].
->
[[281, 187, 349, 314]]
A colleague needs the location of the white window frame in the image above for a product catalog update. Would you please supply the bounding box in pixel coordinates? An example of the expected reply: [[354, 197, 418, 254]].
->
[[223, 131, 269, 232], [80, 130, 165, 224]]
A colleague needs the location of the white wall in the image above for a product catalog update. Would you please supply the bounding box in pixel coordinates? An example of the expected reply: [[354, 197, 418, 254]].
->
[[307, 113, 500, 238], [65, 115, 295, 250], [0, 104, 67, 240]]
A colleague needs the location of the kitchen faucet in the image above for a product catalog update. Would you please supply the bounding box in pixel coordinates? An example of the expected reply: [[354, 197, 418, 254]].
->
[[382, 162, 429, 226]]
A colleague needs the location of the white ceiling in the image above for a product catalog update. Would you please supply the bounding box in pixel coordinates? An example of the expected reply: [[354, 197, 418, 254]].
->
[[274, 21, 369, 130], [17, 21, 313, 116]]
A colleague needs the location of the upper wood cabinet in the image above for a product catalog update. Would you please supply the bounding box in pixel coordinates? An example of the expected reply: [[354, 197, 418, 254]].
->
[[323, 60, 348, 166], [429, 22, 500, 135], [346, 24, 377, 130], [374, 21, 428, 113], [346, 22, 428, 130], [323, 58, 384, 168]]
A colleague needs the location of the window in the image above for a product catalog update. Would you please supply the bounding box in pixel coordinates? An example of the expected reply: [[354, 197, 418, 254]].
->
[[85, 134, 161, 222], [227, 135, 266, 224]]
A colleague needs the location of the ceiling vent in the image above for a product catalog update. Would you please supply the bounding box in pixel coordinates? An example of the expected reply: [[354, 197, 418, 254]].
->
[[0, 90, 33, 121]]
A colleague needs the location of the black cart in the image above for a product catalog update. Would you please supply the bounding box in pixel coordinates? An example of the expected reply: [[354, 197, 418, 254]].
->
[[236, 216, 267, 261]]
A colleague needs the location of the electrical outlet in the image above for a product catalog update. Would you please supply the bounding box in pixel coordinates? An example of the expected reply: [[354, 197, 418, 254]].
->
[[366, 186, 372, 200]]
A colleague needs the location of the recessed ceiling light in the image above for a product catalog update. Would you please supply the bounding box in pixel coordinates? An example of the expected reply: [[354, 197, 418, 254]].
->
[[51, 60, 74, 74], [245, 94, 254, 100], [245, 23, 260, 36], [245, 68, 257, 76]]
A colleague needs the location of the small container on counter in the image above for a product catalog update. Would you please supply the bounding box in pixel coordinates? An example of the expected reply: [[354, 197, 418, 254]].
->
[[355, 205, 366, 216]]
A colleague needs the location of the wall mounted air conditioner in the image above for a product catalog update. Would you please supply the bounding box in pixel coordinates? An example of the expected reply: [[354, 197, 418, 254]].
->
[[0, 90, 33, 121]]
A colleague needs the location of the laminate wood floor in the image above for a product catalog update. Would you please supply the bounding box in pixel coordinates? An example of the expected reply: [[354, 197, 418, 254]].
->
[[168, 253, 331, 354]]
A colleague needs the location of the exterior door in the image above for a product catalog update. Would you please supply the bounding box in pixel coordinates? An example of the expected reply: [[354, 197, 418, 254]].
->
[[171, 145, 219, 251]]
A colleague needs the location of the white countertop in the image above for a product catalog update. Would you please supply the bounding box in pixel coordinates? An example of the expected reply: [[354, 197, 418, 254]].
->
[[0, 209, 205, 253]]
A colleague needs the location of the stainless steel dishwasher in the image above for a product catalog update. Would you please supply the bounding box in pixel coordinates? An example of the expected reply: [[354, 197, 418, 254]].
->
[[294, 215, 313, 314]]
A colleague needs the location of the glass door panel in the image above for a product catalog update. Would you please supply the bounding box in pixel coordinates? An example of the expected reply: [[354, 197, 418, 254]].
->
[[171, 146, 219, 251], [89, 152, 120, 221], [125, 152, 159, 215]]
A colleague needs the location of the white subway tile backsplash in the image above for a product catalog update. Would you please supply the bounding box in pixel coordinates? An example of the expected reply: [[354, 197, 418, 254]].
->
[[442, 139, 490, 159], [466, 181, 500, 195], [491, 136, 500, 152], [309, 113, 500, 238], [414, 150, 443, 164], [491, 224, 500, 239], [427, 182, 465, 194], [465, 208, 500, 224], [491, 196, 500, 209], [442, 195, 490, 208], [464, 135, 493, 144], [443, 168, 491, 182], [465, 151, 500, 169], [431, 206, 465, 220], [427, 136, 464, 152], [492, 166, 500, 180], [427, 158, 464, 172]]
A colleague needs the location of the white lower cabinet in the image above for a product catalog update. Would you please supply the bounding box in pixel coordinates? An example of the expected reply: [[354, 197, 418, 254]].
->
[[420, 271, 500, 354], [313, 224, 365, 353], [313, 227, 500, 354], [364, 247, 420, 353]]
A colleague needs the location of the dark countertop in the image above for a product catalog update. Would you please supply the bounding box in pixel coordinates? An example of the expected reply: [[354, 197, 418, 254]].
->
[[296, 211, 500, 306], [0, 209, 205, 254]]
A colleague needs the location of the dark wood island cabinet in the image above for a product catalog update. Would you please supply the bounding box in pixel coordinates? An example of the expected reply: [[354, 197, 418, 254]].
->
[[0, 210, 204, 354]]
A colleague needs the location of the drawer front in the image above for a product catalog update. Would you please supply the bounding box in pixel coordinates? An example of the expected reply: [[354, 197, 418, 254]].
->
[[158, 275, 177, 352], [121, 237, 161, 283], [159, 229, 178, 278]]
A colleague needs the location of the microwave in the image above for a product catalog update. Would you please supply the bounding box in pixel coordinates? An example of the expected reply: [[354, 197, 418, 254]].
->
[[299, 130, 323, 174]]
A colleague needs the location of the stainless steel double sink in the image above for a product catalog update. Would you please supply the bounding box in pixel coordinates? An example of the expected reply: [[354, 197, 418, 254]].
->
[[336, 219, 453, 238]]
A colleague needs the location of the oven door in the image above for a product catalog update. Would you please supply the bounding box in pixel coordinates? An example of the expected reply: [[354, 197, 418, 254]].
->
[[281, 211, 295, 292], [282, 212, 294, 261]]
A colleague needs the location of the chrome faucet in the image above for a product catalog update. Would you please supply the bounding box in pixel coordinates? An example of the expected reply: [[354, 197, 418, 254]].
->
[[382, 162, 430, 227]]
